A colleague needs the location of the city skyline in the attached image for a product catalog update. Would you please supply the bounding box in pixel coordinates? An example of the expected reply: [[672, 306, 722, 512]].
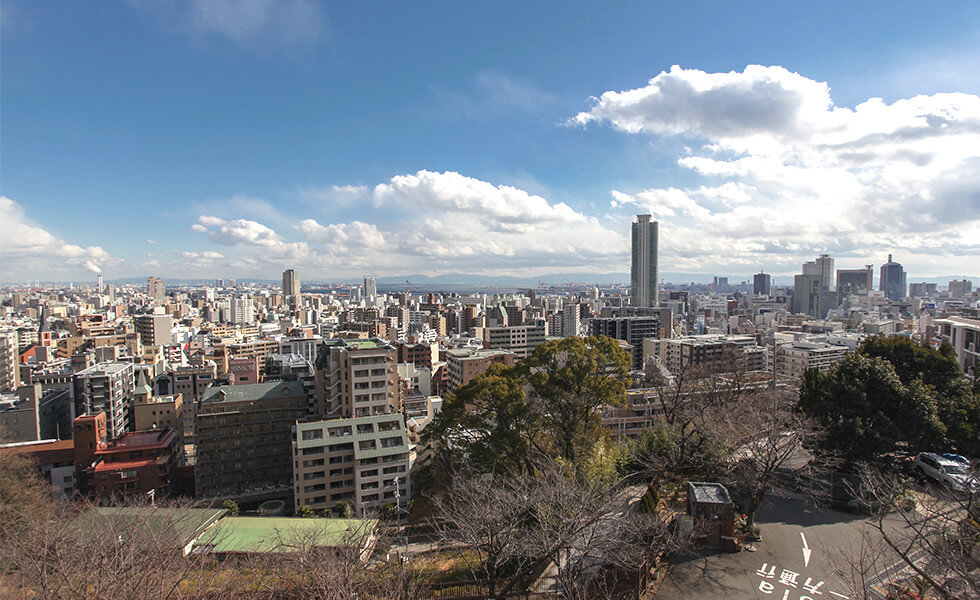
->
[[2, 2, 980, 283]]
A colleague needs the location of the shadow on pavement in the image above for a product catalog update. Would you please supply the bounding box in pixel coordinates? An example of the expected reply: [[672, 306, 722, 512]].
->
[[756, 492, 867, 527]]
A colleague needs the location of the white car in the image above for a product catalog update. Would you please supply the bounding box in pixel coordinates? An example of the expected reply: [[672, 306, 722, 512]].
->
[[913, 452, 978, 493]]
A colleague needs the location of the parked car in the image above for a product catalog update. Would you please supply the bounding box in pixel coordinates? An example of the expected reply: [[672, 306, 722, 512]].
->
[[942, 453, 972, 468], [913, 452, 979, 493]]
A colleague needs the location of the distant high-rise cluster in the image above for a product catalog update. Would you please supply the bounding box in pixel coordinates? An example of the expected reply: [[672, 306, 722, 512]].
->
[[630, 214, 659, 308], [1, 227, 976, 521]]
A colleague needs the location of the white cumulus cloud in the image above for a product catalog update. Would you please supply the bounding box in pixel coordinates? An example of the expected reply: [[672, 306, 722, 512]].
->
[[0, 196, 115, 278], [195, 215, 282, 247], [579, 65, 980, 276]]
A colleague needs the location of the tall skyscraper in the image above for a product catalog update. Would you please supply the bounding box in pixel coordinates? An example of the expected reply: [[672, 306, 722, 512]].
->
[[364, 275, 377, 301], [630, 214, 659, 308], [147, 276, 165, 299], [282, 269, 300, 298], [753, 272, 771, 296], [815, 254, 835, 291], [879, 254, 907, 302], [803, 254, 834, 291], [793, 274, 824, 318]]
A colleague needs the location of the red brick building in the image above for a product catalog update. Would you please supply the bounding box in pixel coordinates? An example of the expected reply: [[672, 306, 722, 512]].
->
[[74, 412, 179, 500]]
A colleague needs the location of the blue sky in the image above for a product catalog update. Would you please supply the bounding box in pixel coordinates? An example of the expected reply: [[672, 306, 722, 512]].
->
[[2, 0, 979, 282]]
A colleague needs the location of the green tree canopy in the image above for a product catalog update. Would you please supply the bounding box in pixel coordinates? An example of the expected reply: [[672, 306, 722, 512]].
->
[[857, 335, 978, 454], [799, 352, 946, 460], [423, 362, 539, 476], [520, 336, 630, 469], [424, 336, 630, 478]]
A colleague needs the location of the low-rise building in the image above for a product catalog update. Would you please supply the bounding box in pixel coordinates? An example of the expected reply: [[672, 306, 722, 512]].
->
[[775, 341, 849, 380], [446, 347, 517, 392], [657, 334, 765, 375], [482, 325, 546, 359], [73, 412, 179, 500]]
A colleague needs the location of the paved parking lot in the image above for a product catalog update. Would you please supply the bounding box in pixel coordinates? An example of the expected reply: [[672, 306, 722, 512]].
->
[[658, 493, 873, 600]]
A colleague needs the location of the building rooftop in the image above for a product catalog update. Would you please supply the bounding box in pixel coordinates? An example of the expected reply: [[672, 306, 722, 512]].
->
[[688, 482, 733, 505], [86, 507, 227, 549], [193, 517, 377, 554], [99, 428, 177, 453], [0, 438, 74, 458], [76, 361, 132, 376], [201, 380, 306, 405], [447, 347, 515, 360]]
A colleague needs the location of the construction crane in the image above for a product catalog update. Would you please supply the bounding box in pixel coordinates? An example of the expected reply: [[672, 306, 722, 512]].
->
[[405, 280, 419, 294]]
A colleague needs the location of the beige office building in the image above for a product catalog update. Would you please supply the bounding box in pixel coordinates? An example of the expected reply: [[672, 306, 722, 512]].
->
[[135, 313, 173, 347]]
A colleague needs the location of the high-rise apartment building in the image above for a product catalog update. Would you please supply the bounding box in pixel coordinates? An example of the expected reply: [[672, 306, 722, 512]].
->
[[802, 254, 834, 291], [561, 302, 582, 337], [879, 254, 907, 302], [229, 296, 254, 324], [363, 276, 377, 301], [815, 254, 835, 291], [147, 277, 165, 299], [314, 338, 398, 418], [134, 313, 173, 347], [73, 362, 135, 439], [753, 273, 771, 296], [0, 330, 20, 393], [792, 274, 824, 318], [195, 381, 308, 499], [590, 307, 673, 369], [630, 214, 659, 308], [948, 279, 973, 299], [282, 269, 301, 298]]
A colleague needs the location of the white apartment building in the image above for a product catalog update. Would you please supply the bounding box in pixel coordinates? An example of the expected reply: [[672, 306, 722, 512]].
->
[[482, 325, 546, 359], [774, 341, 849, 380], [0, 330, 20, 393], [293, 413, 411, 514], [934, 316, 980, 372], [73, 361, 135, 439]]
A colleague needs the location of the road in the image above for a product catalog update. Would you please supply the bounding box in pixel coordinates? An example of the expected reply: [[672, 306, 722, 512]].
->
[[658, 492, 872, 600]]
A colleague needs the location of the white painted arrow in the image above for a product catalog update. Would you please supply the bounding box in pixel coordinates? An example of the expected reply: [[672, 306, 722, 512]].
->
[[800, 532, 812, 567]]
